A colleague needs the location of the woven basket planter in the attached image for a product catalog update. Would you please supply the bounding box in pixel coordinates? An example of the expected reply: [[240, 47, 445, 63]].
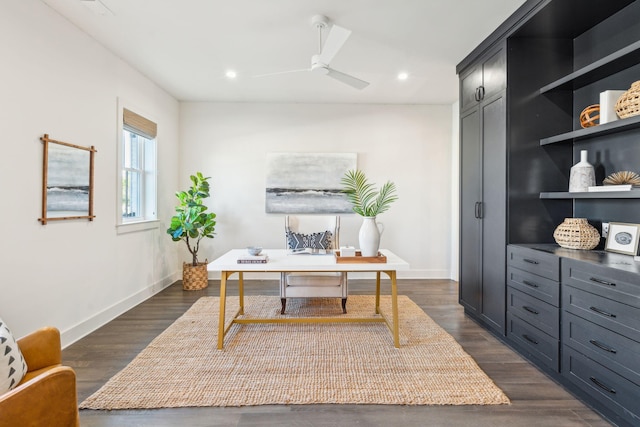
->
[[553, 218, 600, 250], [615, 81, 640, 119], [182, 261, 209, 290]]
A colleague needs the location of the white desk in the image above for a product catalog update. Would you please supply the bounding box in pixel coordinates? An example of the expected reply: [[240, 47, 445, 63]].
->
[[208, 249, 410, 349]]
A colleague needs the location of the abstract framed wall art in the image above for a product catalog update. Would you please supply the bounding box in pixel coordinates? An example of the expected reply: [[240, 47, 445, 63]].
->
[[39, 134, 97, 224], [605, 222, 640, 255], [265, 152, 357, 214]]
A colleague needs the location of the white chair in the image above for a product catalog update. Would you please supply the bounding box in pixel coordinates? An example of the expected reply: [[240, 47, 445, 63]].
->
[[280, 215, 348, 314]]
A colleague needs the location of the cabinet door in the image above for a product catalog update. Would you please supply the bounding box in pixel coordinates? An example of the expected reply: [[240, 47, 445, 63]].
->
[[480, 94, 507, 332], [481, 47, 506, 100], [460, 65, 482, 112], [460, 45, 506, 112], [459, 107, 482, 313]]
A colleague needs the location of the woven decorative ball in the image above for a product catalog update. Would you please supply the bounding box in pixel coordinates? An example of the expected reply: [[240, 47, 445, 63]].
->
[[553, 218, 600, 250], [615, 80, 640, 119], [579, 104, 600, 128]]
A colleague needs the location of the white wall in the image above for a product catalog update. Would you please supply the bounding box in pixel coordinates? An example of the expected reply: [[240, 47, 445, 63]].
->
[[0, 0, 181, 345], [179, 103, 453, 279]]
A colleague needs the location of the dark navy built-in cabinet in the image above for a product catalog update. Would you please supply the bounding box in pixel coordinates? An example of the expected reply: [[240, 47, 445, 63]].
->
[[458, 1, 640, 426]]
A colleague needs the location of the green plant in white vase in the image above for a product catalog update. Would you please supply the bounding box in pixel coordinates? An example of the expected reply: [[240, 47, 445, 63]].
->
[[341, 169, 398, 256]]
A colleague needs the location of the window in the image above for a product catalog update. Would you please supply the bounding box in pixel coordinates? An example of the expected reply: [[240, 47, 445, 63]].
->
[[117, 104, 157, 229]]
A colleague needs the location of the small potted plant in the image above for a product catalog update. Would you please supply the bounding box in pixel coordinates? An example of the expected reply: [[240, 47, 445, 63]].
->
[[167, 172, 217, 290], [341, 169, 397, 257]]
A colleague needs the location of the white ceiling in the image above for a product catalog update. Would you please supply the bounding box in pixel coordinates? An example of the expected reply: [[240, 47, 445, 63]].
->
[[40, 0, 527, 104]]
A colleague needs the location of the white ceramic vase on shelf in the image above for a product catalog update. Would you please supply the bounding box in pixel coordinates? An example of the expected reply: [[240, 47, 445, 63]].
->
[[359, 217, 385, 257], [569, 150, 595, 192]]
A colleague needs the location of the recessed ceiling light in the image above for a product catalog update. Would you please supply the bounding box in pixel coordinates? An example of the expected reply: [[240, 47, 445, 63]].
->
[[225, 70, 237, 79], [397, 72, 409, 81]]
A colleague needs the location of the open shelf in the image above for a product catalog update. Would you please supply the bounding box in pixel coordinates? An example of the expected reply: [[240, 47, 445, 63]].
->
[[540, 114, 640, 145], [540, 40, 640, 94], [540, 190, 640, 199]]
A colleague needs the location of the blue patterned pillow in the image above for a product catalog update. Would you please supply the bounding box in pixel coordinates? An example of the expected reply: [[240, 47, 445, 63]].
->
[[287, 230, 333, 250], [0, 318, 27, 393]]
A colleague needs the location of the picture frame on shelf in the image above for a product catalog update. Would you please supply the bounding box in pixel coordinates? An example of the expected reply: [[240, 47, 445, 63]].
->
[[605, 222, 640, 256]]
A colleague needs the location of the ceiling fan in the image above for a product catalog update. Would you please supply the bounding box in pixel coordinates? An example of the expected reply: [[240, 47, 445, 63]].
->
[[256, 15, 369, 90]]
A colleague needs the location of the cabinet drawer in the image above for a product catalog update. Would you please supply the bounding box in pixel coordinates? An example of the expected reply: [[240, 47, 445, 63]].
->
[[507, 266, 559, 306], [563, 284, 640, 343], [507, 287, 559, 338], [507, 245, 559, 281], [507, 313, 559, 372], [563, 345, 640, 426], [563, 312, 640, 384], [562, 258, 640, 309]]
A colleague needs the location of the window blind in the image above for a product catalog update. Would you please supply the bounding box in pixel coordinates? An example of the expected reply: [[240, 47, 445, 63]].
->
[[123, 108, 157, 139]]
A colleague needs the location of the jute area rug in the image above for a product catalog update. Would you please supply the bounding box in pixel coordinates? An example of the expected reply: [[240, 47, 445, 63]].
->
[[80, 295, 510, 409]]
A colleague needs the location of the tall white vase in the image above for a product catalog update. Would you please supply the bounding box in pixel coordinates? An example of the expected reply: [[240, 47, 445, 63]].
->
[[359, 217, 384, 257], [569, 150, 595, 192]]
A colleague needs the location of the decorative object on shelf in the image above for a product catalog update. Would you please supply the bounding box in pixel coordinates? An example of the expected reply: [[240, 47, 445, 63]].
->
[[579, 104, 600, 128], [599, 90, 626, 124], [553, 218, 600, 250], [603, 170, 640, 186], [605, 222, 640, 256], [341, 169, 397, 257], [167, 172, 217, 290], [568, 150, 595, 192], [615, 80, 640, 119], [38, 134, 97, 224]]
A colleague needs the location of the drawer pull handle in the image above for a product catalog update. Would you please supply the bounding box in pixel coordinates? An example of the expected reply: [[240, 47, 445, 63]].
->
[[522, 280, 539, 288], [522, 334, 538, 345], [589, 339, 617, 354], [589, 306, 617, 318], [523, 305, 539, 315], [589, 277, 616, 287], [523, 258, 539, 265], [589, 376, 616, 394]]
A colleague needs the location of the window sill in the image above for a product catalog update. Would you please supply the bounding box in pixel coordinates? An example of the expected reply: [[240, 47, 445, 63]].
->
[[116, 219, 160, 235]]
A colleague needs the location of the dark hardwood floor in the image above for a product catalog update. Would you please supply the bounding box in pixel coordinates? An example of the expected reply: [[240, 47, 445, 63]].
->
[[63, 279, 612, 427]]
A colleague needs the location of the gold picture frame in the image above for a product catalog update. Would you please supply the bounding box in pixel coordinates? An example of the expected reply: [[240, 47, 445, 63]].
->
[[39, 134, 97, 224]]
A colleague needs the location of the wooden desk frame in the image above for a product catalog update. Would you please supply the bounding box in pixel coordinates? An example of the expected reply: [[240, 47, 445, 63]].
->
[[211, 250, 406, 350]]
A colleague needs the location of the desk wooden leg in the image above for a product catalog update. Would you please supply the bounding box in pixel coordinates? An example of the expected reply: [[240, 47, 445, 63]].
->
[[390, 270, 400, 348], [217, 271, 228, 350], [375, 272, 381, 314]]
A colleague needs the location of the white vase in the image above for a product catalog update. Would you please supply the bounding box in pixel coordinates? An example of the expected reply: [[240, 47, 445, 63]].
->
[[569, 150, 595, 192], [359, 217, 384, 257]]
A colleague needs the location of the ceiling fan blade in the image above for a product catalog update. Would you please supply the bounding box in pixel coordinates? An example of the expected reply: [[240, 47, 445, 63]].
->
[[318, 24, 351, 64], [326, 68, 369, 90], [252, 68, 308, 78]]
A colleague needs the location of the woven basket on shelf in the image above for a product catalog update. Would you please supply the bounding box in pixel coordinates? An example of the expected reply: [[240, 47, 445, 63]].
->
[[615, 81, 640, 119], [182, 261, 209, 290], [553, 218, 600, 250]]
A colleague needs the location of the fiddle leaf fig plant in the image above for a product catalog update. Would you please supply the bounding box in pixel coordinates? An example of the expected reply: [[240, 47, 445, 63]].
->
[[167, 172, 217, 266], [341, 169, 398, 217]]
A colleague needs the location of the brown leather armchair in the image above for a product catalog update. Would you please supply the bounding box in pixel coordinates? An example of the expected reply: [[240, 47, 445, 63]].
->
[[0, 327, 79, 427]]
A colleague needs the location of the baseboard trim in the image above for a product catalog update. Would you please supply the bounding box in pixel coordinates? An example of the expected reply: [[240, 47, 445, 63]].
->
[[60, 272, 180, 348]]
